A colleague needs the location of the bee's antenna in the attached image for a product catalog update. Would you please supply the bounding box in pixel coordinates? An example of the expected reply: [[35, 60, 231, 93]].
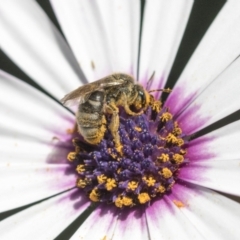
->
[[146, 71, 155, 91], [149, 88, 171, 93]]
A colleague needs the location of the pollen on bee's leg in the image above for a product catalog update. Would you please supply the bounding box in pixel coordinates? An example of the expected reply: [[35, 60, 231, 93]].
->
[[67, 96, 188, 209]]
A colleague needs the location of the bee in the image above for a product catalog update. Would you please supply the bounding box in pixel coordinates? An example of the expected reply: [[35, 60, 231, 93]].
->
[[61, 73, 167, 152]]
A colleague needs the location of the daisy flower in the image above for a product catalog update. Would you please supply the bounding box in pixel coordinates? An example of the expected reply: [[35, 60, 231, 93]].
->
[[1, 0, 240, 239]]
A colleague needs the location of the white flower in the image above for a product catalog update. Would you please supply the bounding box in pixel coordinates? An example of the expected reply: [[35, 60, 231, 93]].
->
[[0, 0, 240, 239]]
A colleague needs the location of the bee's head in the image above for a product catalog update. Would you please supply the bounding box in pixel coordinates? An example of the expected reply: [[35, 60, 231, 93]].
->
[[133, 85, 151, 110]]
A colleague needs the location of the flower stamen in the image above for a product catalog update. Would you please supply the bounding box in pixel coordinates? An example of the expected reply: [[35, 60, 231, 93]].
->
[[68, 98, 187, 208]]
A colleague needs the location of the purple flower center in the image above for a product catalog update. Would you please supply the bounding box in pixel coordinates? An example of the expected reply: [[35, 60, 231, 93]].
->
[[68, 99, 188, 208]]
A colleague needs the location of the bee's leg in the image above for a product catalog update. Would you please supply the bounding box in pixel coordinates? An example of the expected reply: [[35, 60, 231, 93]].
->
[[122, 93, 143, 116], [106, 103, 122, 154]]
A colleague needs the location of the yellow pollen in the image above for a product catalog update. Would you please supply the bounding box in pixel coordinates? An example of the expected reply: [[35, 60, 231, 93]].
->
[[161, 112, 172, 122], [122, 196, 133, 206], [115, 144, 123, 156], [161, 168, 173, 179], [167, 181, 175, 190], [173, 200, 185, 208], [173, 127, 182, 135], [110, 153, 117, 159], [115, 197, 124, 208], [177, 138, 184, 146], [67, 152, 76, 162], [89, 188, 99, 202], [158, 153, 169, 162], [180, 149, 187, 155], [127, 181, 138, 191], [166, 133, 178, 144], [134, 126, 142, 132], [138, 193, 151, 204], [151, 100, 162, 112], [157, 185, 166, 193], [142, 176, 156, 187], [114, 196, 133, 208], [134, 101, 143, 109], [105, 178, 117, 191], [76, 178, 88, 188], [76, 164, 85, 173], [97, 174, 107, 184], [173, 153, 184, 164]]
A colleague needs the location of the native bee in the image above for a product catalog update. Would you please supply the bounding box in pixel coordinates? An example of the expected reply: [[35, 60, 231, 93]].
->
[[61, 73, 156, 151]]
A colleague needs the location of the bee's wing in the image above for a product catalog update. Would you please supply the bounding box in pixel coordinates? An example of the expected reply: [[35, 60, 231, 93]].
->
[[60, 76, 125, 106]]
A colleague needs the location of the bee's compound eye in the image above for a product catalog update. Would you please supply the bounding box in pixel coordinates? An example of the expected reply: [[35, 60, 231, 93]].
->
[[138, 90, 146, 104], [89, 91, 104, 101]]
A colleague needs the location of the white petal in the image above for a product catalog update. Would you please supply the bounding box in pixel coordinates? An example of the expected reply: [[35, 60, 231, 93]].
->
[[50, 0, 140, 80], [179, 120, 240, 196], [175, 57, 240, 134], [0, 71, 76, 210], [97, 0, 140, 78], [179, 159, 240, 196], [139, 0, 193, 97], [146, 197, 204, 240], [169, 183, 240, 240], [0, 189, 90, 240], [165, 0, 240, 115], [0, 71, 75, 164], [186, 120, 240, 162], [70, 204, 119, 240], [0, 0, 83, 100], [112, 208, 149, 240], [0, 163, 76, 212]]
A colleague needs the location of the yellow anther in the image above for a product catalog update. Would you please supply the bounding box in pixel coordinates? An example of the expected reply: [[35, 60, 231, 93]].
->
[[67, 152, 76, 162], [161, 112, 172, 122], [142, 176, 156, 187], [76, 178, 87, 188], [97, 174, 107, 184], [173, 154, 184, 164], [114, 195, 133, 208], [89, 188, 99, 202], [115, 144, 123, 156], [180, 149, 187, 155], [173, 127, 182, 136], [151, 100, 162, 112], [134, 126, 142, 132], [158, 153, 169, 162], [161, 168, 173, 179], [138, 193, 151, 204], [166, 133, 177, 144], [105, 178, 117, 191], [76, 164, 85, 173], [127, 181, 138, 191], [115, 197, 124, 208], [122, 196, 133, 206], [157, 185, 166, 193], [110, 153, 117, 159], [177, 138, 184, 146]]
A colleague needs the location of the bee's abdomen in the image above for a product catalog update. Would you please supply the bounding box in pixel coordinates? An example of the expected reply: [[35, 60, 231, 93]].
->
[[77, 91, 106, 144]]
